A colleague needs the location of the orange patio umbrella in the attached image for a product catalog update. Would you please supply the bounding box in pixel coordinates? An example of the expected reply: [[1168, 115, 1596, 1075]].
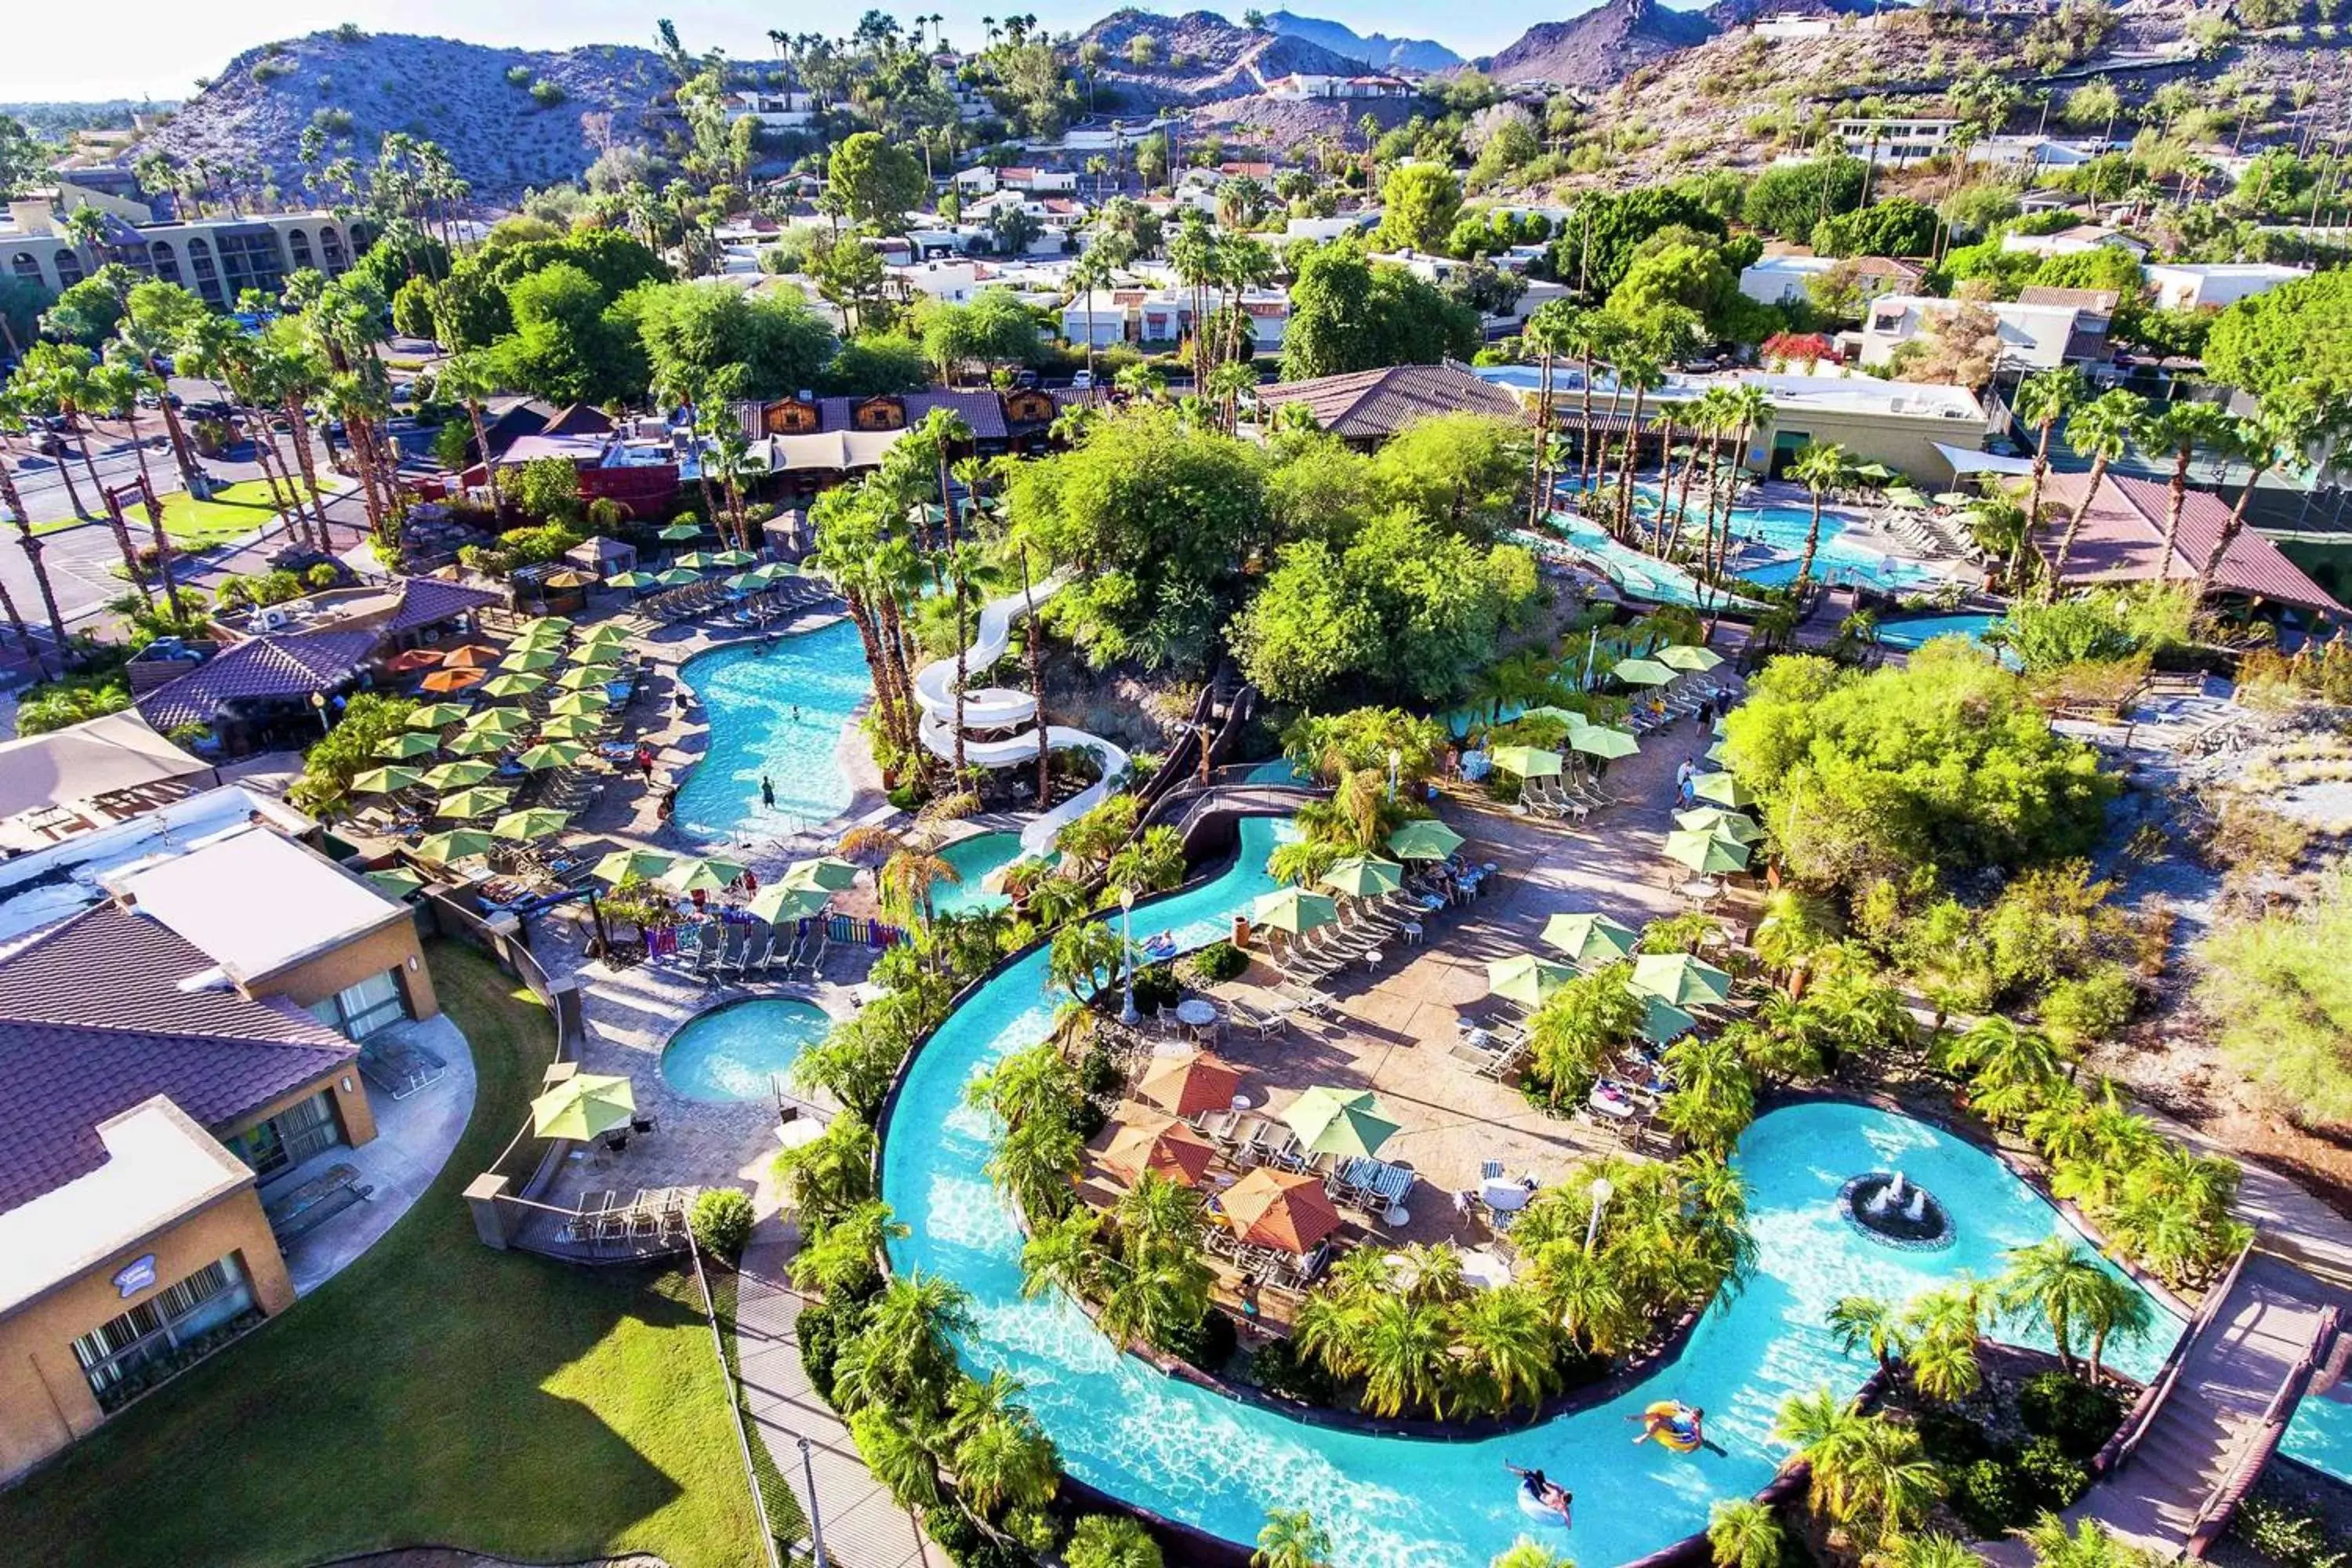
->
[[419, 666, 488, 693], [383, 647, 445, 674], [1221, 1168, 1342, 1254], [1134, 1051, 1245, 1120], [440, 644, 503, 668], [1100, 1114, 1218, 1188]]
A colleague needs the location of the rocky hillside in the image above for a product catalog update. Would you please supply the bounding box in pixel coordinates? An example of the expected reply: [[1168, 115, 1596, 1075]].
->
[[1081, 9, 1370, 104], [1265, 11, 1462, 72], [147, 30, 673, 201], [1485, 0, 1721, 88]]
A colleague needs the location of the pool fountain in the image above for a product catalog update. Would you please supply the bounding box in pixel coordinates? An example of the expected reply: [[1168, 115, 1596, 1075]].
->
[[1838, 1169, 1955, 1250]]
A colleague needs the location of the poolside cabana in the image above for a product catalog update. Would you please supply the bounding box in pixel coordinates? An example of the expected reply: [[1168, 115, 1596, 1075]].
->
[[1220, 1168, 1342, 1254], [1099, 1114, 1218, 1188]]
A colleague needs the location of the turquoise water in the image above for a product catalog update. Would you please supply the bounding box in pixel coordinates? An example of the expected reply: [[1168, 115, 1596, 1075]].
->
[[2285, 1388, 2352, 1480], [661, 996, 833, 1102], [935, 832, 1028, 916], [1548, 485, 1945, 599], [879, 818, 2184, 1567], [1878, 614, 2001, 649], [1246, 758, 1313, 786], [673, 617, 872, 839]]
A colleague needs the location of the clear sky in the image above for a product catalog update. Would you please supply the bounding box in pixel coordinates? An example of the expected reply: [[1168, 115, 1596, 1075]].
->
[[2, 2, 1597, 103]]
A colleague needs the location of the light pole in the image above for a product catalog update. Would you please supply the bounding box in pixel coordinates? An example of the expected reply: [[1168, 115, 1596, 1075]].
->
[[1118, 886, 1139, 1025], [1584, 1174, 1613, 1254], [797, 1435, 830, 1568]]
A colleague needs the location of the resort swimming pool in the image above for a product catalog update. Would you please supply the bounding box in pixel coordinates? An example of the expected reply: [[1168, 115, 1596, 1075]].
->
[[660, 996, 833, 1102], [879, 818, 2184, 1567], [1876, 613, 2001, 649], [672, 617, 872, 840], [933, 832, 1029, 916]]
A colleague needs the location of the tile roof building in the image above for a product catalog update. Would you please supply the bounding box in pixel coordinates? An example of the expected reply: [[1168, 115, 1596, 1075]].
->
[[133, 630, 378, 735], [2034, 472, 2347, 616], [1254, 363, 1530, 445]]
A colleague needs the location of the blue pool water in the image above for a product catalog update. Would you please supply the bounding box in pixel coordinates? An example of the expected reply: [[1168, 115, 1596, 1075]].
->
[[1549, 485, 1947, 599], [661, 996, 833, 1102], [934, 832, 1029, 916], [2285, 1387, 2352, 1480], [673, 617, 872, 839], [1246, 758, 1313, 786], [1877, 614, 2001, 650], [879, 818, 2183, 1568]]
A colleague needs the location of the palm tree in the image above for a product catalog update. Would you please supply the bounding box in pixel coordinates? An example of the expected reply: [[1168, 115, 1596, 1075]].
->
[[1788, 441, 1852, 588], [2079, 1268, 2155, 1385], [115, 279, 209, 498], [1047, 918, 1125, 999], [1523, 298, 1576, 525], [2197, 392, 2328, 600], [1106, 826, 1185, 898], [2143, 397, 2234, 577], [2011, 367, 2085, 586], [847, 1405, 942, 1512], [1561, 310, 1621, 492], [840, 824, 960, 925], [1254, 1508, 1332, 1568], [2047, 387, 2149, 597], [0, 410, 66, 673], [1536, 1234, 1632, 1352], [1610, 348, 1667, 542], [1207, 359, 1257, 436], [771, 1115, 876, 1223], [1493, 1543, 1575, 1568], [1069, 245, 1116, 388], [1995, 1236, 2111, 1377], [1896, 1532, 1984, 1568], [1840, 1419, 1943, 1549], [1903, 1286, 1984, 1402], [1451, 1283, 1560, 1417], [93, 350, 183, 619], [831, 1270, 975, 1414], [948, 1370, 1060, 1515], [2020, 1514, 2140, 1568], [1067, 1514, 1164, 1568], [1356, 1290, 1454, 1417], [12, 344, 149, 602], [1708, 1499, 1785, 1568], [1020, 1208, 1106, 1301], [1825, 1294, 1909, 1372]]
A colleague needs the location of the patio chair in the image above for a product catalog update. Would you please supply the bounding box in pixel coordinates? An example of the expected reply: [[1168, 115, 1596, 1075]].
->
[[1229, 998, 1287, 1039]]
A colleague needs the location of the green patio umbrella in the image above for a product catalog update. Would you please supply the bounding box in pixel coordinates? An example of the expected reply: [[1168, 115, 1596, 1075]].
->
[[713, 548, 757, 567], [1486, 953, 1575, 1007], [415, 828, 495, 864], [577, 622, 633, 650], [492, 807, 572, 840], [365, 867, 424, 899], [499, 646, 564, 672], [515, 741, 589, 771], [1850, 461, 1896, 483], [1655, 644, 1725, 673], [1540, 912, 1639, 967], [554, 664, 619, 690], [421, 759, 497, 789], [1711, 717, 1728, 739], [662, 855, 751, 895], [608, 569, 659, 590], [530, 1072, 637, 1141], [592, 848, 676, 885], [781, 856, 861, 892], [1663, 828, 1751, 875], [1252, 886, 1338, 935], [1569, 726, 1640, 760], [407, 702, 471, 729], [441, 727, 510, 757], [1490, 744, 1564, 779], [1282, 1087, 1399, 1160], [350, 764, 424, 795], [725, 571, 763, 592], [751, 561, 799, 584], [539, 713, 604, 739], [675, 550, 721, 570], [1385, 818, 1464, 861], [654, 567, 702, 588], [1319, 855, 1403, 900], [1676, 806, 1764, 845], [463, 706, 534, 735], [510, 628, 568, 654], [1613, 657, 1676, 687], [515, 616, 570, 641], [1933, 492, 1973, 507], [658, 521, 703, 541], [436, 786, 514, 820], [376, 731, 442, 759], [749, 884, 832, 924], [1516, 705, 1586, 727], [1704, 739, 1729, 765], [548, 689, 613, 716], [1884, 486, 1929, 510], [1691, 771, 1756, 810], [1635, 993, 1700, 1046], [477, 672, 548, 699], [1630, 951, 1733, 1009]]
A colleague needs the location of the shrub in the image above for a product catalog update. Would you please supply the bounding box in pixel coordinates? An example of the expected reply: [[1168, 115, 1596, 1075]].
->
[[1131, 961, 1181, 1014], [529, 78, 567, 108], [1156, 1305, 1236, 1369], [1178, 938, 1248, 985], [796, 1292, 868, 1402], [1951, 1455, 2030, 1537], [2235, 1495, 2338, 1566], [1249, 1332, 1341, 1403], [688, 1189, 756, 1260], [1068, 1514, 1165, 1568], [1077, 1043, 1125, 1098], [2040, 965, 2138, 1048], [505, 64, 532, 85], [2019, 1370, 2124, 1457], [304, 562, 341, 590], [251, 60, 294, 85], [2014, 1435, 2091, 1510], [1914, 1407, 1995, 1464]]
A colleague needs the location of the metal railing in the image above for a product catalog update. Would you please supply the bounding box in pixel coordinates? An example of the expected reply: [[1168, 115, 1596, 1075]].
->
[[688, 1237, 788, 1568], [2094, 1229, 2259, 1478]]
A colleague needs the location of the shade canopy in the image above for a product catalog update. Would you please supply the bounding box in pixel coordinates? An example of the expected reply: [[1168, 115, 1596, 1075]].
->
[[1663, 828, 1751, 874], [538, 713, 604, 739], [434, 786, 514, 820], [419, 667, 488, 693], [407, 702, 472, 729], [1691, 772, 1756, 810], [365, 867, 424, 898], [515, 616, 571, 641], [713, 548, 757, 566], [492, 808, 572, 840], [1629, 951, 1733, 1008], [654, 568, 702, 588], [1318, 855, 1403, 900], [415, 828, 494, 863], [515, 742, 590, 771], [441, 728, 510, 757], [1490, 744, 1563, 779], [383, 647, 445, 675], [675, 551, 722, 569], [748, 884, 832, 924], [1135, 1051, 1245, 1119], [531, 1072, 637, 1141], [782, 856, 861, 892], [1885, 486, 1930, 510], [1569, 726, 1640, 760], [477, 673, 548, 699], [1282, 1087, 1399, 1160], [593, 848, 677, 885], [577, 623, 633, 651], [1675, 806, 1764, 845], [549, 690, 613, 716], [1516, 705, 1585, 727], [350, 765, 423, 795], [658, 521, 703, 541], [1221, 1168, 1342, 1253], [463, 706, 534, 735], [1654, 644, 1724, 673], [375, 731, 442, 759], [541, 569, 597, 590], [554, 665, 619, 691], [1385, 818, 1464, 861], [1100, 1114, 1218, 1188], [1635, 993, 1700, 1046], [439, 644, 502, 669], [1612, 657, 1677, 687], [1253, 887, 1338, 935], [498, 647, 563, 672], [662, 855, 750, 895], [1541, 912, 1639, 967], [608, 570, 659, 590], [421, 760, 496, 789], [1486, 953, 1575, 1007]]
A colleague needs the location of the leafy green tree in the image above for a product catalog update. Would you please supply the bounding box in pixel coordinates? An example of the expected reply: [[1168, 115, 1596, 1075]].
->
[[1279, 241, 1479, 380], [1254, 1509, 1331, 1568], [1707, 1499, 1784, 1568], [625, 278, 836, 401], [2206, 267, 2352, 405], [822, 332, 931, 395], [1740, 156, 1868, 240], [1375, 163, 1464, 252], [1825, 1294, 1910, 1373], [0, 114, 47, 201], [827, 131, 928, 230], [285, 692, 417, 818], [1810, 198, 1938, 259], [1552, 187, 1726, 297], [490, 261, 645, 404], [1067, 1513, 1164, 1568]]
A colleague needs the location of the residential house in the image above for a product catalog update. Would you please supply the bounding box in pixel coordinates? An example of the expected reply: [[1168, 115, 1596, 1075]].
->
[[1737, 254, 1924, 308], [1258, 363, 1528, 446], [1857, 294, 2097, 373], [2015, 285, 2119, 362], [1835, 118, 1960, 165], [995, 167, 1077, 194], [725, 89, 815, 128], [1965, 136, 2104, 169], [2143, 263, 2310, 312], [1999, 223, 2150, 260]]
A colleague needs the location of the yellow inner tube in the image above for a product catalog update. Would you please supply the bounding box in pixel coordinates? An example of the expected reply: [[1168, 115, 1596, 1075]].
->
[[1645, 1402, 1702, 1452]]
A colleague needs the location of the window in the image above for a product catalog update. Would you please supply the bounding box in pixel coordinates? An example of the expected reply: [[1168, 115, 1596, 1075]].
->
[[71, 1254, 256, 1409], [288, 228, 313, 270], [187, 238, 222, 305], [311, 967, 405, 1039], [319, 226, 347, 271], [227, 1088, 344, 1178], [148, 241, 180, 284], [53, 250, 84, 288], [11, 250, 43, 282]]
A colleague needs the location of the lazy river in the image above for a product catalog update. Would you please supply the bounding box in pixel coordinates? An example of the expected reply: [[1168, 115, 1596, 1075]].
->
[[879, 816, 2186, 1567]]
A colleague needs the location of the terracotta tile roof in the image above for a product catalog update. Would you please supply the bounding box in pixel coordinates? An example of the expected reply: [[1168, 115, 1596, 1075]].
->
[[1849, 256, 1926, 280], [2035, 471, 2347, 615], [2018, 286, 2121, 313], [1256, 363, 1529, 441], [0, 904, 357, 1211], [730, 391, 1010, 441], [134, 631, 379, 733]]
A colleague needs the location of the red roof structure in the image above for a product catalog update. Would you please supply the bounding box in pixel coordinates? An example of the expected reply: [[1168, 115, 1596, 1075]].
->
[[1256, 363, 1529, 444], [2034, 472, 2346, 616]]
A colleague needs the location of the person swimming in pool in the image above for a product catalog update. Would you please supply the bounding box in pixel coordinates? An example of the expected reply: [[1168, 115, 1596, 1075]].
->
[[1504, 1464, 1572, 1525], [1631, 1403, 1705, 1450]]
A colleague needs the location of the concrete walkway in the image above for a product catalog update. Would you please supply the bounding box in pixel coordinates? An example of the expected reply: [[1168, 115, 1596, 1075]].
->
[[733, 1218, 935, 1568]]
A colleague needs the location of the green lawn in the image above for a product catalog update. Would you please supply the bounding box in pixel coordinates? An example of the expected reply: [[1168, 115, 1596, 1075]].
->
[[0, 944, 770, 1568], [31, 478, 342, 547]]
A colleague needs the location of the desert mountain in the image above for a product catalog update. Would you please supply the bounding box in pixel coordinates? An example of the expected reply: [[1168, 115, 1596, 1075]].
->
[[1264, 11, 1464, 72], [1485, 0, 1721, 87], [1080, 9, 1372, 103]]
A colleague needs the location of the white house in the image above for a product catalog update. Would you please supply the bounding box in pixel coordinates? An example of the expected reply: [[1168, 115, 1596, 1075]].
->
[[953, 166, 1001, 195], [1739, 254, 1926, 308], [1858, 295, 2092, 373], [1965, 137, 2103, 169], [1835, 118, 1960, 165], [2143, 263, 2310, 312], [996, 167, 1077, 194], [1999, 223, 2150, 260], [1750, 15, 1838, 39], [1285, 213, 1376, 243], [727, 89, 815, 128]]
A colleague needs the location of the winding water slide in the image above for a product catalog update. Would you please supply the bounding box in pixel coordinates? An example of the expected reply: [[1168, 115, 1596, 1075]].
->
[[910, 574, 1128, 854]]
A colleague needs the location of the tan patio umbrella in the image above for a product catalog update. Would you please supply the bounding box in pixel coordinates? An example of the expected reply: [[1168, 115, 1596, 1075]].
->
[[1135, 1051, 1246, 1119], [1100, 1114, 1218, 1188], [419, 667, 488, 694], [1221, 1168, 1342, 1254], [440, 644, 502, 668]]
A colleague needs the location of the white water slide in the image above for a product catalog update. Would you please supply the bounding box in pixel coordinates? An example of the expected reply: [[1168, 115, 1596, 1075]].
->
[[910, 575, 1129, 854]]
